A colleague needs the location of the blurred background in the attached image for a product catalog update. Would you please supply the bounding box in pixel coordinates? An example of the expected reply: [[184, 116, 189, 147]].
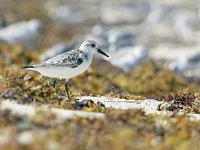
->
[[1, 0, 200, 150]]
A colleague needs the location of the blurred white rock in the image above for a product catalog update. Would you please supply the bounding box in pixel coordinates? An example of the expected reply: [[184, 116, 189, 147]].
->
[[140, 4, 171, 31], [150, 45, 200, 62], [99, 1, 149, 24], [108, 29, 136, 51], [150, 44, 200, 78], [0, 19, 42, 49], [169, 53, 200, 77], [0, 100, 105, 124], [174, 11, 199, 41], [105, 46, 147, 72], [48, 5, 86, 24]]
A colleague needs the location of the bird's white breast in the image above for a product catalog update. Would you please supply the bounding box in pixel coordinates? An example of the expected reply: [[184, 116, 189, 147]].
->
[[30, 58, 92, 79]]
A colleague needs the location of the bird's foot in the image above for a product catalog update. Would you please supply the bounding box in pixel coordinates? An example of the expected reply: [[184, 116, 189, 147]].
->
[[66, 93, 72, 100]]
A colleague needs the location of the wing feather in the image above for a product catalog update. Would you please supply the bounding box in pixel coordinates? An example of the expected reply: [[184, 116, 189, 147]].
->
[[38, 49, 84, 68]]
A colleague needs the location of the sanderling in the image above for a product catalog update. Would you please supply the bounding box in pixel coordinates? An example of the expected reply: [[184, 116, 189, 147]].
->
[[22, 40, 109, 99]]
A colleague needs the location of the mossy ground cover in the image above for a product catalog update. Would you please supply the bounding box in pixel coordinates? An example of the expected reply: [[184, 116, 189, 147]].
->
[[0, 43, 200, 150], [0, 43, 199, 105]]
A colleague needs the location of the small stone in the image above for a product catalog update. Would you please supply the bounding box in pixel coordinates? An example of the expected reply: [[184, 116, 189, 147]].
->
[[72, 100, 84, 109]]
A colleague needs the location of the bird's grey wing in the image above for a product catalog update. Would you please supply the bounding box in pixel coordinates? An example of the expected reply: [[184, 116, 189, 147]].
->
[[32, 63, 59, 68], [42, 50, 84, 68]]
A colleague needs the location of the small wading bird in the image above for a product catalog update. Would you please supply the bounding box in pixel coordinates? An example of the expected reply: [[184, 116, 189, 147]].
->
[[22, 40, 109, 99]]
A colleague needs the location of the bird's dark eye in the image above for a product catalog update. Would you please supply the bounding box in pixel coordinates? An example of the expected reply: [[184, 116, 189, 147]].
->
[[91, 44, 95, 48]]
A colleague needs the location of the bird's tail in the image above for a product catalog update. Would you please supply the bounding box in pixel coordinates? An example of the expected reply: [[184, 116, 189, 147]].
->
[[22, 65, 34, 69]]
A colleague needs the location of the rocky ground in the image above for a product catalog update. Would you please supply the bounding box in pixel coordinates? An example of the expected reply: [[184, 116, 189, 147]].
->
[[0, 0, 200, 150]]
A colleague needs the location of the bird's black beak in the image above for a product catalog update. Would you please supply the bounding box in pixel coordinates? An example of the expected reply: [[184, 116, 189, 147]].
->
[[97, 48, 109, 57]]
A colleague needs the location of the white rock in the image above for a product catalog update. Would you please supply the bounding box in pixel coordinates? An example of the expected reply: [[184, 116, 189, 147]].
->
[[1, 98, 200, 123], [0, 100, 35, 117], [169, 54, 200, 78], [51, 108, 105, 121], [99, 1, 149, 24], [48, 5, 86, 24], [0, 19, 42, 49], [174, 11, 198, 41], [150, 44, 200, 78], [140, 4, 171, 31], [150, 45, 200, 62], [0, 100, 105, 123], [78, 96, 200, 121], [92, 25, 110, 37], [78, 96, 162, 114], [108, 29, 136, 51], [142, 4, 164, 26], [169, 53, 200, 72], [105, 46, 147, 72]]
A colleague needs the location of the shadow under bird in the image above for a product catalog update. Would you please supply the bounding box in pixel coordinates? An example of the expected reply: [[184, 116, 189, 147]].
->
[[22, 40, 109, 99]]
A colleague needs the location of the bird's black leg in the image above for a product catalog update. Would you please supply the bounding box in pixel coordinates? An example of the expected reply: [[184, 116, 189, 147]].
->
[[65, 79, 71, 99], [51, 79, 57, 88]]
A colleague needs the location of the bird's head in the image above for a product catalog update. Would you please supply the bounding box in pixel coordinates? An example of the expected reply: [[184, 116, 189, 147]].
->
[[79, 40, 109, 57]]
